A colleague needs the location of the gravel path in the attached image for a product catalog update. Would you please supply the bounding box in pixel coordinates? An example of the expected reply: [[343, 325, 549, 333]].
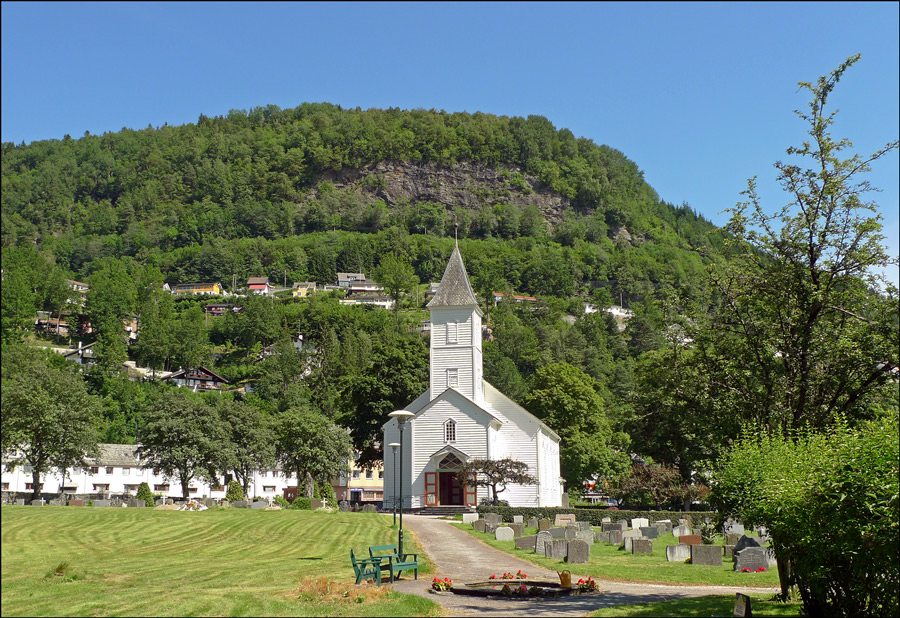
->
[[390, 515, 778, 617]]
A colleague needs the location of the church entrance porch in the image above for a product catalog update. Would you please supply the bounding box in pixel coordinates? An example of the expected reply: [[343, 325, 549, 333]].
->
[[439, 471, 463, 505], [425, 451, 477, 507]]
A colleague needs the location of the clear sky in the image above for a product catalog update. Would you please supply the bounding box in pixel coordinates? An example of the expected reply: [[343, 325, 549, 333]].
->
[[2, 1, 898, 285]]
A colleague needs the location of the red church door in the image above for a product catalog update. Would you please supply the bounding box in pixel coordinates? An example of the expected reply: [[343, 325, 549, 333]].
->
[[439, 471, 463, 505]]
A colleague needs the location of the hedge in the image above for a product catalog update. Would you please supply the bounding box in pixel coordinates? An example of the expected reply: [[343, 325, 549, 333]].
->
[[475, 505, 716, 525]]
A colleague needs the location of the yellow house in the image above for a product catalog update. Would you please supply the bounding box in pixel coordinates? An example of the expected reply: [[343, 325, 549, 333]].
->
[[173, 282, 223, 295], [292, 282, 317, 298], [332, 456, 384, 503]]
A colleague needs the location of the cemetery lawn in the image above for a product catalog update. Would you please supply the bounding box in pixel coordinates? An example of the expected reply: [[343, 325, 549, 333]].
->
[[0, 507, 438, 617], [591, 593, 803, 616], [456, 524, 780, 587]]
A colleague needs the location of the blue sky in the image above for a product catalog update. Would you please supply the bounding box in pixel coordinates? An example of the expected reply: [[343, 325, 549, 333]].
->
[[2, 1, 898, 285]]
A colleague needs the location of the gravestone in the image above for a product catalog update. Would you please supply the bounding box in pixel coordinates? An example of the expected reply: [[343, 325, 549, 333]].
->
[[362, 504, 377, 512], [250, 501, 267, 509], [725, 532, 743, 546], [724, 545, 736, 558], [554, 513, 576, 527], [338, 500, 350, 511], [566, 539, 590, 563], [631, 517, 649, 530], [232, 500, 248, 508], [734, 547, 769, 572], [640, 526, 659, 539], [49, 499, 64, 506], [515, 535, 537, 551], [617, 519, 628, 531], [594, 531, 610, 544], [734, 593, 752, 618], [473, 519, 487, 533], [575, 529, 594, 546], [535, 531, 552, 555], [734, 535, 763, 555], [509, 522, 524, 537], [607, 529, 623, 545], [126, 498, 144, 508], [565, 525, 578, 541], [576, 521, 591, 532], [68, 499, 85, 507], [16, 499, 26, 506], [495, 526, 515, 542], [484, 512, 502, 525], [545, 539, 568, 559], [632, 539, 653, 554], [666, 543, 691, 562], [691, 544, 723, 566], [527, 517, 539, 529], [725, 521, 745, 536], [30, 499, 45, 506], [601, 522, 621, 532], [679, 534, 702, 546], [623, 536, 634, 552], [655, 521, 671, 535], [601, 516, 612, 523], [673, 524, 692, 538], [538, 518, 551, 531], [93, 499, 111, 507], [655, 518, 672, 530], [462, 513, 479, 524], [310, 499, 323, 510], [549, 527, 567, 539], [484, 522, 497, 534], [512, 515, 524, 524]]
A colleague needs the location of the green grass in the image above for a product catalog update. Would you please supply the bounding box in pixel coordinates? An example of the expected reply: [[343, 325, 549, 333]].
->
[[591, 594, 803, 617], [456, 524, 780, 587], [1, 506, 439, 617]]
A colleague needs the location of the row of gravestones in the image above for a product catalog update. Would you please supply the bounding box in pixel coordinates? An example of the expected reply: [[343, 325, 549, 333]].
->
[[17, 498, 145, 508], [337, 501, 378, 512]]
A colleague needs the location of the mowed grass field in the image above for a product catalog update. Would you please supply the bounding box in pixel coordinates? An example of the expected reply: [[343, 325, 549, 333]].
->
[[456, 524, 781, 587], [1, 506, 439, 617]]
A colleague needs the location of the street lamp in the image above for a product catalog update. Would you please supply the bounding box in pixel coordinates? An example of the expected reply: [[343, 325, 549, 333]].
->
[[388, 410, 414, 555], [388, 443, 400, 526]]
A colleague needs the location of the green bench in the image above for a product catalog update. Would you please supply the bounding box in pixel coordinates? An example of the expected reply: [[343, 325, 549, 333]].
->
[[368, 544, 419, 582], [350, 549, 384, 585]]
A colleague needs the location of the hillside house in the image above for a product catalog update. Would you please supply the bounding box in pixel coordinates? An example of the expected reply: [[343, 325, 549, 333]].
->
[[383, 244, 563, 509], [247, 277, 274, 296], [164, 366, 229, 391], [173, 282, 223, 296], [291, 282, 317, 298]]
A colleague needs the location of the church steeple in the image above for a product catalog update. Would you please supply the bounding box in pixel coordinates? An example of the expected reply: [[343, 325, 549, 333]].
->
[[427, 243, 484, 402]]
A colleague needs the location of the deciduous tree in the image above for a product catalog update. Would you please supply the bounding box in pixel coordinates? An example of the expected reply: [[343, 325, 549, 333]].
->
[[456, 457, 536, 506]]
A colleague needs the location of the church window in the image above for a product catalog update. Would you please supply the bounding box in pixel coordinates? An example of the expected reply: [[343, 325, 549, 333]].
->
[[447, 322, 457, 344], [446, 368, 458, 388], [444, 419, 456, 443]]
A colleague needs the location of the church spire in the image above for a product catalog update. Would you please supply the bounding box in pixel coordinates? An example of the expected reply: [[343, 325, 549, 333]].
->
[[427, 244, 479, 309]]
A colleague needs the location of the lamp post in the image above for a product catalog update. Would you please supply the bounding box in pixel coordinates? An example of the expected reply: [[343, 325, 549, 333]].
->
[[388, 410, 414, 555], [388, 443, 400, 525]]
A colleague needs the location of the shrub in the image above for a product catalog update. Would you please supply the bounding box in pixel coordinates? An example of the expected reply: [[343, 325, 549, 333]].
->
[[273, 495, 290, 508], [136, 482, 155, 508], [225, 480, 245, 503], [698, 520, 719, 545], [290, 497, 311, 510], [318, 481, 336, 506]]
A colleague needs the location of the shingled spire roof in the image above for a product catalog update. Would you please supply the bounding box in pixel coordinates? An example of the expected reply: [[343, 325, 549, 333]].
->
[[427, 243, 479, 308]]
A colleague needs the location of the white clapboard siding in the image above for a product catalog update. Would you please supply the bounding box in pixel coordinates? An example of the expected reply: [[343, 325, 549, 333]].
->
[[429, 307, 482, 402]]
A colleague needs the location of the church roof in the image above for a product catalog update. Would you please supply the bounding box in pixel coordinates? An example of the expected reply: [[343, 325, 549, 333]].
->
[[427, 244, 479, 309]]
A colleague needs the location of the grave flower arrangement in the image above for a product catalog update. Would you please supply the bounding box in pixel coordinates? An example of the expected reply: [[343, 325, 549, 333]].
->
[[490, 571, 525, 580], [576, 577, 599, 592], [514, 585, 529, 597], [431, 577, 452, 591], [740, 567, 767, 573]]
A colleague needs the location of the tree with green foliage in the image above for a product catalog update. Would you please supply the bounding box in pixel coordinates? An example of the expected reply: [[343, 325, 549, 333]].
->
[[136, 481, 155, 507], [224, 480, 245, 503], [456, 457, 536, 506], [86, 258, 136, 327], [136, 389, 227, 499], [217, 399, 275, 497], [272, 407, 352, 498], [1, 345, 102, 500], [374, 251, 419, 314], [522, 362, 631, 488]]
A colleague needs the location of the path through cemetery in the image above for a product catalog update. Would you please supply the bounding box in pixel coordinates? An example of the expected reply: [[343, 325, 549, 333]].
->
[[390, 514, 779, 617]]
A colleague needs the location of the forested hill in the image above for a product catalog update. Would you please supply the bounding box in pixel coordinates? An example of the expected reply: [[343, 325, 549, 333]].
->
[[2, 103, 724, 303]]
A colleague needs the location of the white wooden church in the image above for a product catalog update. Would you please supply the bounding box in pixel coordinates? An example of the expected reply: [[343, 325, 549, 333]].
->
[[382, 244, 563, 508]]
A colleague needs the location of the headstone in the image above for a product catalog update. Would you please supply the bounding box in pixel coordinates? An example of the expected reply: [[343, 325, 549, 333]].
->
[[49, 499, 64, 506], [30, 499, 45, 506], [724, 545, 736, 558], [555, 513, 576, 527], [509, 522, 524, 537], [640, 526, 659, 539], [607, 529, 623, 545], [734, 593, 752, 617], [473, 519, 487, 533], [561, 492, 569, 507], [725, 521, 745, 536], [575, 529, 594, 546], [565, 525, 578, 540], [680, 534, 703, 545], [549, 527, 567, 539], [495, 526, 515, 542], [631, 517, 649, 530], [734, 547, 769, 572], [622, 529, 641, 539], [594, 531, 610, 544], [68, 499, 85, 507], [310, 499, 323, 510], [632, 539, 653, 554], [527, 517, 539, 529], [339, 500, 351, 511], [231, 500, 248, 508], [155, 498, 166, 507], [126, 498, 144, 508], [545, 539, 568, 559], [691, 544, 723, 566], [512, 515, 524, 524], [362, 504, 377, 512], [535, 531, 553, 555], [601, 522, 621, 532], [93, 499, 110, 507], [484, 512, 502, 525], [734, 535, 763, 555], [673, 524, 691, 538], [725, 532, 742, 546], [618, 519, 628, 531], [666, 543, 691, 562], [16, 499, 26, 506], [250, 501, 267, 509], [623, 536, 634, 552], [601, 516, 612, 523], [462, 513, 479, 524], [566, 539, 590, 563], [515, 535, 537, 551], [576, 521, 591, 532], [655, 521, 672, 534], [538, 518, 551, 531], [484, 522, 497, 534]]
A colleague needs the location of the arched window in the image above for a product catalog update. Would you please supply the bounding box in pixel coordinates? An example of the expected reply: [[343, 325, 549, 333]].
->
[[444, 419, 456, 443]]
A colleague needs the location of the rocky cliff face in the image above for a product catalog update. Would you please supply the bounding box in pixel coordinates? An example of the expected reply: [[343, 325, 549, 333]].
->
[[320, 161, 571, 225]]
